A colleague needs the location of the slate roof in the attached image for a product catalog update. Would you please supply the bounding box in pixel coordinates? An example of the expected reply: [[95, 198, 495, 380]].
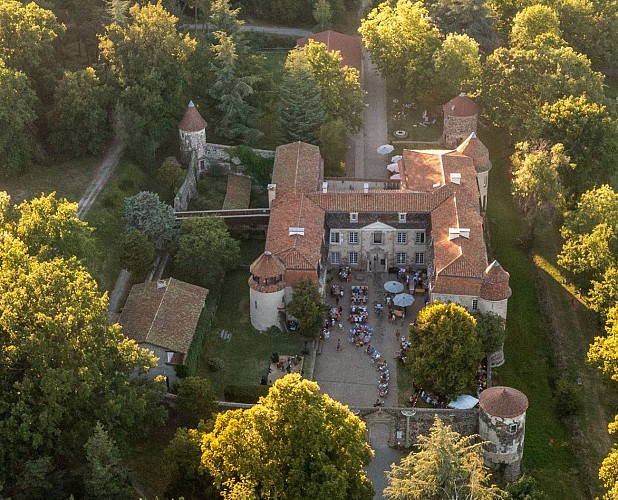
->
[[296, 30, 362, 72], [443, 94, 479, 117], [480, 386, 528, 418], [119, 278, 208, 359], [179, 100, 207, 132]]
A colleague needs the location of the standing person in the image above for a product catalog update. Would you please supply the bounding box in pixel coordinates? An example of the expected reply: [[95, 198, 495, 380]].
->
[[395, 329, 400, 340], [337, 338, 341, 351]]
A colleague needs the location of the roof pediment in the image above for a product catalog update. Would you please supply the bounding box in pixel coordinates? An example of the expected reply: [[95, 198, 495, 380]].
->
[[362, 221, 394, 231]]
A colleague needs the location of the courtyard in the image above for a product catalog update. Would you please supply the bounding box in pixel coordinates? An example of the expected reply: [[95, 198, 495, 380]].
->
[[313, 269, 425, 408]]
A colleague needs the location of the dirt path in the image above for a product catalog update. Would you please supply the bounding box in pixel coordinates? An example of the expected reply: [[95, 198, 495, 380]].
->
[[77, 137, 125, 220], [179, 22, 313, 37]]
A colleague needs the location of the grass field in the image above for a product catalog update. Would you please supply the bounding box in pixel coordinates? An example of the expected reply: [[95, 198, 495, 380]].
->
[[481, 128, 598, 498], [2, 156, 99, 204]]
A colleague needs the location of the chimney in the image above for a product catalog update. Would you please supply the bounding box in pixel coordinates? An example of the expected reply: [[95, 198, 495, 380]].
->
[[363, 182, 369, 193], [267, 183, 276, 207], [322, 181, 328, 193]]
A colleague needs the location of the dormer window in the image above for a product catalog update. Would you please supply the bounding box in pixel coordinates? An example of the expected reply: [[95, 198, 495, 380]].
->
[[350, 212, 358, 222], [399, 212, 407, 223]]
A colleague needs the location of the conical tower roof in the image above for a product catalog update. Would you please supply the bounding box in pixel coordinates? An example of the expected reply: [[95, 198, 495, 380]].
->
[[179, 100, 207, 132], [443, 93, 479, 117], [480, 260, 512, 301], [250, 251, 285, 279], [456, 133, 491, 172], [480, 386, 528, 418]]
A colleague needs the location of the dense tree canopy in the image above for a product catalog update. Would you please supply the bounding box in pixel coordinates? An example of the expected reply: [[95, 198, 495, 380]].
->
[[99, 2, 196, 156], [385, 416, 503, 500], [173, 216, 240, 288], [405, 302, 482, 397], [0, 59, 37, 175], [510, 141, 568, 214], [201, 374, 374, 499], [509, 5, 562, 49], [0, 206, 164, 496], [287, 279, 324, 339], [359, 0, 440, 89], [48, 67, 112, 157]]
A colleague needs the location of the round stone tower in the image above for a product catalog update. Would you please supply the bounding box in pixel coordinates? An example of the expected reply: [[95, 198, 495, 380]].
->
[[479, 260, 512, 367], [479, 386, 528, 482], [178, 100, 207, 171], [249, 251, 286, 331], [443, 93, 478, 149], [456, 132, 492, 210]]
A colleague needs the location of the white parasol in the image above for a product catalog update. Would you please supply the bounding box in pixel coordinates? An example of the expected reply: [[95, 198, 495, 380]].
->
[[391, 155, 403, 162], [377, 144, 395, 155], [387, 163, 399, 172], [384, 281, 404, 293], [390, 173, 401, 180], [393, 293, 414, 307]]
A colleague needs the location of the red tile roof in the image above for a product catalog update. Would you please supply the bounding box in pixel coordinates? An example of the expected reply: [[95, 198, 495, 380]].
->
[[250, 251, 286, 279], [456, 133, 491, 173], [443, 94, 479, 117], [307, 190, 448, 213], [296, 30, 362, 72], [179, 100, 207, 132], [223, 174, 252, 209], [480, 386, 528, 418], [119, 278, 208, 359], [272, 142, 323, 195], [480, 261, 512, 301]]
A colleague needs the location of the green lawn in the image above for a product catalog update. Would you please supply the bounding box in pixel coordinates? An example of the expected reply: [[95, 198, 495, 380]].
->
[[2, 156, 99, 204], [481, 128, 584, 498], [196, 240, 306, 398]]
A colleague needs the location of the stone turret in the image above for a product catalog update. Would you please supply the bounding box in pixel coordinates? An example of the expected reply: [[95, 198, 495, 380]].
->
[[443, 93, 478, 149], [456, 132, 492, 210], [249, 251, 286, 331], [179, 100, 207, 171], [479, 386, 528, 482], [479, 260, 511, 367]]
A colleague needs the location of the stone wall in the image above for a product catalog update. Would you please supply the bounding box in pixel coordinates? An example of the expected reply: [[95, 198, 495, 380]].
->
[[174, 151, 199, 211], [443, 114, 478, 148], [204, 143, 274, 174]]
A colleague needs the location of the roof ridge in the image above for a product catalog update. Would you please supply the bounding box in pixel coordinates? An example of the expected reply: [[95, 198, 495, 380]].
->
[[147, 280, 168, 345]]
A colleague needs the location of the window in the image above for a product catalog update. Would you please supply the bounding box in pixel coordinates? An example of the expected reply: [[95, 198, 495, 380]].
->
[[472, 299, 478, 310], [349, 231, 359, 244], [483, 175, 488, 188], [396, 252, 406, 264], [415, 252, 425, 264], [373, 231, 383, 244], [254, 300, 258, 310], [349, 251, 358, 265], [331, 252, 340, 264], [508, 424, 518, 434], [415, 231, 425, 244], [397, 231, 407, 244], [330, 231, 340, 244], [350, 212, 358, 222], [399, 212, 407, 223]]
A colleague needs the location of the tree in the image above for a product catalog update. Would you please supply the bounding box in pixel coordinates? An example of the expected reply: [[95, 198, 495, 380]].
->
[[509, 5, 562, 48], [15, 192, 94, 262], [504, 474, 548, 499], [588, 267, 618, 319], [287, 279, 324, 339], [99, 2, 196, 158], [385, 416, 503, 500], [359, 0, 440, 87], [107, 0, 131, 26], [510, 141, 568, 214], [174, 376, 218, 428], [48, 67, 112, 157], [0, 59, 37, 175], [208, 30, 262, 145], [481, 43, 605, 139], [124, 191, 177, 251], [83, 422, 133, 499], [288, 41, 365, 133], [318, 119, 347, 176], [0, 234, 165, 496], [156, 156, 186, 202], [538, 95, 618, 199], [164, 425, 219, 500], [120, 230, 155, 278], [313, 0, 332, 31], [425, 33, 482, 106], [558, 185, 618, 288], [473, 311, 506, 355], [278, 57, 328, 144], [173, 216, 240, 288], [201, 374, 374, 499], [425, 0, 498, 53], [405, 302, 482, 397]]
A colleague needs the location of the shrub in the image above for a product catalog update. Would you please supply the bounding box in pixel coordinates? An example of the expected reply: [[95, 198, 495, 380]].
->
[[174, 377, 218, 427], [206, 357, 225, 372], [120, 231, 155, 279], [555, 377, 582, 417]]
